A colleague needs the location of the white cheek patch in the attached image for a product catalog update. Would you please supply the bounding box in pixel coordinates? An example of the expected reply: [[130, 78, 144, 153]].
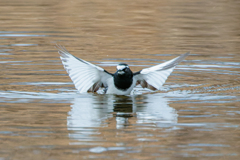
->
[[117, 65, 128, 70]]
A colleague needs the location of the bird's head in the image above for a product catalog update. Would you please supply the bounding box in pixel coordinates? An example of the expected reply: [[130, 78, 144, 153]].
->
[[116, 63, 130, 75]]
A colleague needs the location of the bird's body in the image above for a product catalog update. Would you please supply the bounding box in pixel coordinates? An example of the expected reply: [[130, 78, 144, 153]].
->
[[106, 77, 136, 95], [57, 45, 189, 95]]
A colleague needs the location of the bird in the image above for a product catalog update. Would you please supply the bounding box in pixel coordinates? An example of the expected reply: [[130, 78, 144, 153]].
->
[[56, 44, 189, 95]]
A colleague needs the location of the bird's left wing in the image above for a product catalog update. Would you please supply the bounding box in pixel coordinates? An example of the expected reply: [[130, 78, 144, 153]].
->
[[56, 45, 113, 93], [133, 52, 189, 90]]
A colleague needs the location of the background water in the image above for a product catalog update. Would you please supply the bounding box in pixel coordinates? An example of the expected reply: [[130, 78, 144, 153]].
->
[[0, 0, 239, 159]]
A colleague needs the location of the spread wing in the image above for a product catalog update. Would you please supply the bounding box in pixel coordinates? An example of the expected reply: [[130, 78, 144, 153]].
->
[[133, 52, 189, 90], [56, 45, 113, 93]]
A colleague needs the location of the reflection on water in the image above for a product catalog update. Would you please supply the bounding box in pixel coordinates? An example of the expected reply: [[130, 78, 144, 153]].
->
[[68, 94, 177, 141], [135, 94, 177, 125], [68, 95, 111, 128], [0, 89, 239, 158]]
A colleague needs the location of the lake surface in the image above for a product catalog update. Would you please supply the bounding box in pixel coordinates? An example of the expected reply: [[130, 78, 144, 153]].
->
[[0, 0, 239, 159]]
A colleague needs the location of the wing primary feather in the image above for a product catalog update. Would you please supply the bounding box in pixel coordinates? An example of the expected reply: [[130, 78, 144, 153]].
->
[[81, 73, 100, 91], [133, 52, 189, 91], [146, 74, 161, 89], [73, 72, 95, 89], [133, 52, 189, 75], [161, 52, 189, 70], [56, 44, 70, 57], [57, 44, 105, 72], [57, 44, 113, 93]]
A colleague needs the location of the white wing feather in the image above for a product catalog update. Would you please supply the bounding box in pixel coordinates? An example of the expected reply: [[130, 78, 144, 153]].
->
[[134, 52, 189, 90], [57, 45, 112, 93]]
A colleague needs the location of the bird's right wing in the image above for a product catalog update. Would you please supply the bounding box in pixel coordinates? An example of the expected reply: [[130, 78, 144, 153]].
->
[[56, 45, 113, 93], [134, 52, 189, 90]]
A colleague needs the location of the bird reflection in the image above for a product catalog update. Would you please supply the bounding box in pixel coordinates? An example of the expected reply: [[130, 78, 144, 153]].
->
[[112, 95, 135, 118], [67, 93, 178, 141]]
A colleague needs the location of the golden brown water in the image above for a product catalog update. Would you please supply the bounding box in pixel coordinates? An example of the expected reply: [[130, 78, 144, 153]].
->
[[0, 0, 239, 159]]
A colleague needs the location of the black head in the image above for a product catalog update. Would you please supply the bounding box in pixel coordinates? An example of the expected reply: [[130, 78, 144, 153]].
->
[[113, 63, 133, 90]]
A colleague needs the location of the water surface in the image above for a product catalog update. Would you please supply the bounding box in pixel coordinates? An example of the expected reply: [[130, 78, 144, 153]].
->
[[0, 0, 239, 159]]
